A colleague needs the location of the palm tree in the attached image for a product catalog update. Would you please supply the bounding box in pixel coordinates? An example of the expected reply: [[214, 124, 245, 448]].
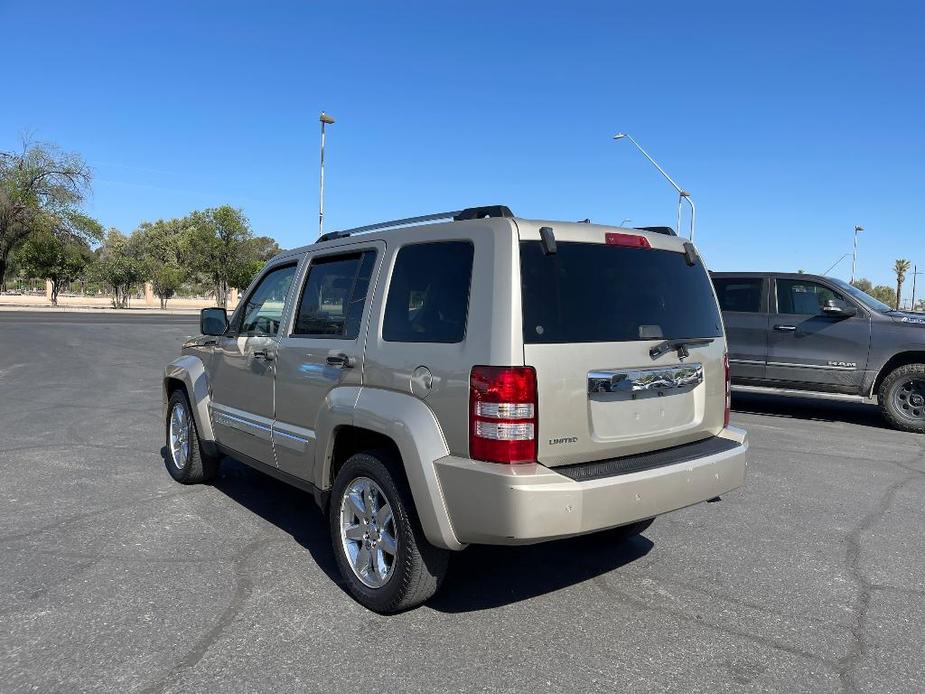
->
[[894, 258, 912, 310]]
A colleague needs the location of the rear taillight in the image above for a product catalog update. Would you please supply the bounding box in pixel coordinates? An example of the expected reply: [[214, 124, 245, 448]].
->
[[469, 366, 537, 464], [723, 352, 731, 427], [605, 232, 651, 248]]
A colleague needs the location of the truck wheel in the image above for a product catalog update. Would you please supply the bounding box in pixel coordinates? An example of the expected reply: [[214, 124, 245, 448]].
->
[[330, 451, 449, 613], [878, 364, 925, 433], [165, 389, 219, 483], [604, 518, 654, 541]]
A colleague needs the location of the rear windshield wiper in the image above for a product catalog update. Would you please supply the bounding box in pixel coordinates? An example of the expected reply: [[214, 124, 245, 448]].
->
[[650, 338, 715, 360]]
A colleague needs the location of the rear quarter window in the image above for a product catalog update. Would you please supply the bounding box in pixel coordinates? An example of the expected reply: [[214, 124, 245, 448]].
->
[[520, 241, 723, 344], [383, 241, 474, 343], [712, 277, 763, 313]]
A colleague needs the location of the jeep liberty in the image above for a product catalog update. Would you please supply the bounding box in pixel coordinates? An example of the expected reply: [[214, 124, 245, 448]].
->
[[164, 206, 748, 612]]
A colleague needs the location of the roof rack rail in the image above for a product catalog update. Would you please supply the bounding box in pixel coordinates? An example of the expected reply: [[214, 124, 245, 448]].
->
[[317, 205, 514, 243]]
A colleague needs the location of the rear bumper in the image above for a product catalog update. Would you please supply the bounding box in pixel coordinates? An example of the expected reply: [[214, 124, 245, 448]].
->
[[435, 426, 748, 545]]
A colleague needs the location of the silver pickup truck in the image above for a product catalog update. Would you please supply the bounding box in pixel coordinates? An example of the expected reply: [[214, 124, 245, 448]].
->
[[164, 206, 748, 612]]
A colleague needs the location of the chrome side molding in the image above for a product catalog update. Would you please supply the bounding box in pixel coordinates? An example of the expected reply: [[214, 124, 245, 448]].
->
[[588, 362, 704, 394]]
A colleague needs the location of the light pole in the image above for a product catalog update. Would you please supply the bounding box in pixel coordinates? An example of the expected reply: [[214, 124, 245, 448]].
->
[[613, 133, 695, 241], [911, 265, 922, 311], [318, 111, 335, 237], [850, 225, 864, 284]]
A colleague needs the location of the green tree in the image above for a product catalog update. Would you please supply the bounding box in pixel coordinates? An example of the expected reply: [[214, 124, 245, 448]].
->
[[894, 258, 912, 310], [0, 139, 99, 289], [136, 218, 186, 308], [94, 229, 144, 308], [15, 232, 91, 305], [854, 277, 898, 308], [181, 206, 278, 307]]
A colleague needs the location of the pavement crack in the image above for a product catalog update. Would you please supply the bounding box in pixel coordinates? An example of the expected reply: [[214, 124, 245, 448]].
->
[[0, 488, 202, 543], [139, 537, 279, 694], [592, 574, 831, 666], [836, 443, 925, 693]]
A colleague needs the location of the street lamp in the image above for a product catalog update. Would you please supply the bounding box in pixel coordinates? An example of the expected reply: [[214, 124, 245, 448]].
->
[[850, 225, 864, 284], [910, 265, 922, 311], [318, 111, 335, 237], [613, 132, 696, 241]]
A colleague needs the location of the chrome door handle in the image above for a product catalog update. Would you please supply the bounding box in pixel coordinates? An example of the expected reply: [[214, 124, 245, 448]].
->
[[326, 353, 354, 368], [253, 349, 274, 361], [773, 324, 797, 331]]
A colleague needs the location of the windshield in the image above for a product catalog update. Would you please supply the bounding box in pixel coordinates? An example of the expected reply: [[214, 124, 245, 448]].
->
[[520, 241, 723, 344], [828, 277, 894, 313]]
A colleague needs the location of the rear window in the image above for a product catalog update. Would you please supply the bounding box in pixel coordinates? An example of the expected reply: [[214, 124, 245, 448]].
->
[[713, 277, 763, 313], [520, 241, 723, 344]]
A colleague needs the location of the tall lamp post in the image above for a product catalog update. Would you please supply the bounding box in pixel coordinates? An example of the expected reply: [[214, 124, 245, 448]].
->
[[318, 111, 335, 237], [613, 133, 695, 241], [911, 265, 922, 311], [850, 225, 864, 284]]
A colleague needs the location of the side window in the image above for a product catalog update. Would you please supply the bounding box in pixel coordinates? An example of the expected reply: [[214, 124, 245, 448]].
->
[[383, 241, 474, 343], [712, 277, 763, 313], [777, 279, 842, 316], [238, 264, 297, 336], [293, 251, 376, 339]]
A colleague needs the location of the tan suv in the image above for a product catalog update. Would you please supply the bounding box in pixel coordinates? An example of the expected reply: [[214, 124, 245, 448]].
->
[[163, 205, 748, 613]]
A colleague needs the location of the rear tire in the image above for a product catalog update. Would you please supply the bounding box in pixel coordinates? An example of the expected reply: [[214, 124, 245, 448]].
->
[[878, 364, 925, 433], [329, 450, 449, 613], [165, 389, 219, 483]]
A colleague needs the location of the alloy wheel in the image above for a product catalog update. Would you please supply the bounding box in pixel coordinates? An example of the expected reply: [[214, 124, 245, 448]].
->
[[893, 378, 925, 421], [169, 401, 191, 470], [339, 477, 398, 588]]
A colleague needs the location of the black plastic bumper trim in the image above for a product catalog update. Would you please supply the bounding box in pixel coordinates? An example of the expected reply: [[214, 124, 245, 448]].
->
[[552, 436, 742, 482]]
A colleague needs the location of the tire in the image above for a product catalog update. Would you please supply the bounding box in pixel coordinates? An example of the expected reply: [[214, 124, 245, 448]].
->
[[604, 517, 654, 541], [164, 389, 219, 484], [329, 450, 449, 613], [878, 363, 925, 433]]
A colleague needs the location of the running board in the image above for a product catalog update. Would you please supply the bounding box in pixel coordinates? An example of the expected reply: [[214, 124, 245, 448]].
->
[[732, 384, 873, 403]]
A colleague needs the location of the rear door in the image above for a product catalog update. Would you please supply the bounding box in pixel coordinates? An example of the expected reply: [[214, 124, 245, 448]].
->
[[518, 225, 727, 468], [766, 277, 871, 392], [273, 243, 382, 481], [711, 275, 768, 383]]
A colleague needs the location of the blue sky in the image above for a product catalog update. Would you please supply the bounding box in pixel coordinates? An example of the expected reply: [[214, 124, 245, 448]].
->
[[2, 1, 923, 287]]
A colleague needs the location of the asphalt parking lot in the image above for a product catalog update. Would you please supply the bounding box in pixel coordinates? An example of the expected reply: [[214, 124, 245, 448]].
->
[[1, 312, 923, 693]]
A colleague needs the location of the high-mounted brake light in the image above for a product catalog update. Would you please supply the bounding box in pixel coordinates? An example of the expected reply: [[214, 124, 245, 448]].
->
[[723, 353, 731, 427], [605, 232, 651, 248], [469, 366, 537, 464]]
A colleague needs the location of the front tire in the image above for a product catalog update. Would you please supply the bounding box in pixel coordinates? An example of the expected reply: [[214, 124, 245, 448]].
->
[[878, 364, 925, 433], [329, 451, 449, 613], [165, 389, 219, 483]]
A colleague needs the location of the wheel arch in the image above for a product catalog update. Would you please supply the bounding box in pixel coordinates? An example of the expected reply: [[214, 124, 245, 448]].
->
[[163, 355, 215, 443], [318, 388, 464, 551], [871, 351, 925, 397]]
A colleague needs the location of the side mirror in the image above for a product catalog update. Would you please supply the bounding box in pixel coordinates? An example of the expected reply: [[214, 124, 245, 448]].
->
[[200, 307, 228, 336], [822, 299, 857, 318]]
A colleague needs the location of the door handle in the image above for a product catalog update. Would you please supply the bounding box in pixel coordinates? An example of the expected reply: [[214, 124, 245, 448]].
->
[[253, 349, 275, 361], [773, 324, 797, 332], [326, 353, 355, 368]]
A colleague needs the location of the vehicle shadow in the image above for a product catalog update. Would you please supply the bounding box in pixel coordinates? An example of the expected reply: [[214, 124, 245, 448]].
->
[[731, 392, 888, 429], [175, 452, 346, 588], [163, 448, 654, 611], [429, 532, 652, 613]]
